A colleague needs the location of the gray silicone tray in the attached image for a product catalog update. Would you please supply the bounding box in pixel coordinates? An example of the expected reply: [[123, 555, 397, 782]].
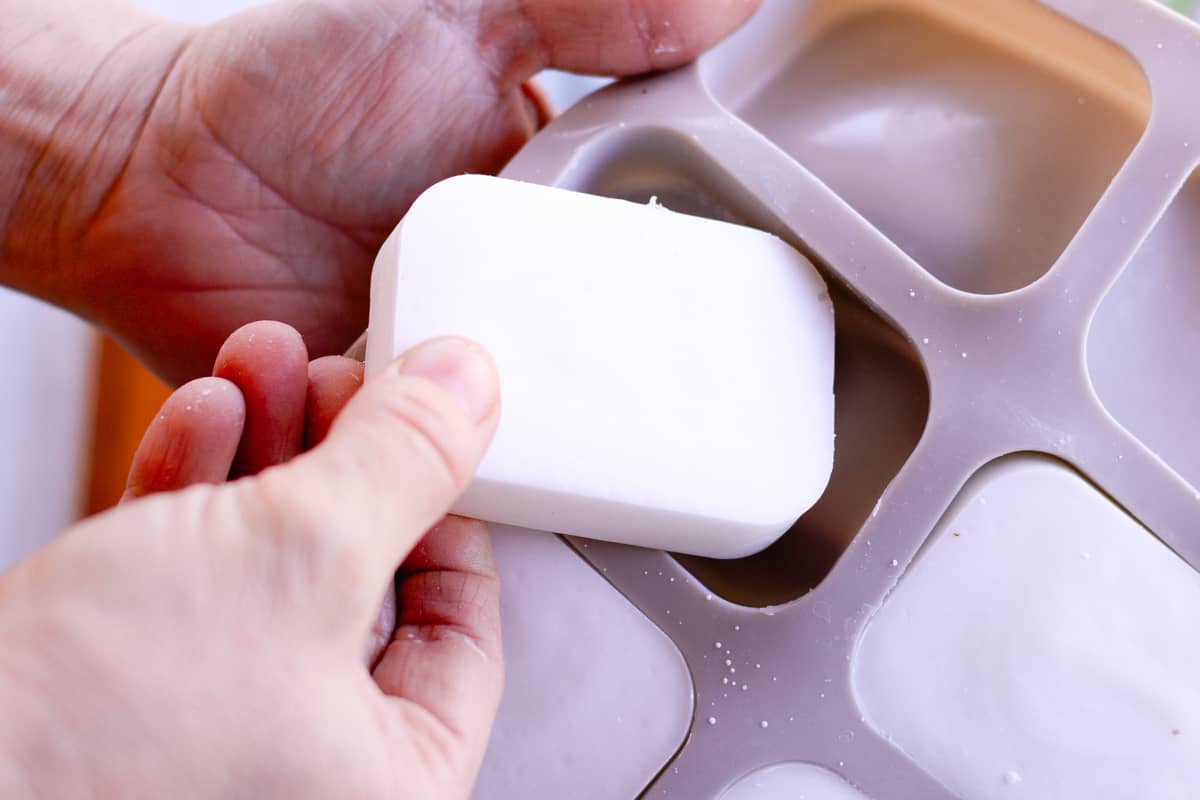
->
[[463, 0, 1200, 797]]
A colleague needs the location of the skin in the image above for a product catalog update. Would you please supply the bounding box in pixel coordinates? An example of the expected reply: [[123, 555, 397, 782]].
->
[[0, 1, 760, 795], [2, 0, 759, 385]]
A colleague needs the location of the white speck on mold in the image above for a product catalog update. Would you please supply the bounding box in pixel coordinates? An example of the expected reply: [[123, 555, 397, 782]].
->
[[922, 337, 930, 345], [706, 593, 713, 600], [715, 642, 722, 649], [909, 289, 916, 298], [755, 664, 761, 669], [760, 721, 769, 729], [961, 352, 968, 359], [708, 717, 717, 726], [734, 625, 740, 631], [723, 677, 729, 685], [1003, 771, 1023, 785], [669, 577, 675, 582], [1157, 42, 1165, 49], [725, 659, 733, 667], [890, 559, 900, 567]]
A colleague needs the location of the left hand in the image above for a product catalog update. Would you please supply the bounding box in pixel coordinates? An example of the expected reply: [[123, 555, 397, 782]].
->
[[0, 321, 505, 799]]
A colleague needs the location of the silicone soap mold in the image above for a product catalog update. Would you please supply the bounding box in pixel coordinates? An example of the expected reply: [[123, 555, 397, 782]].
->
[[463, 0, 1200, 797]]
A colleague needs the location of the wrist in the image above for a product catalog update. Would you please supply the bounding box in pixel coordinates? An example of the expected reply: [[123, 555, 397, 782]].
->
[[0, 1, 193, 310]]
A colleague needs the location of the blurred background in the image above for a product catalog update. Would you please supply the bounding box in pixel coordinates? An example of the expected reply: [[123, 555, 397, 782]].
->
[[1, 0, 1197, 570]]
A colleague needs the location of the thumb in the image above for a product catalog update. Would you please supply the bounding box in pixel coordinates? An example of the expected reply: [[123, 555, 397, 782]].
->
[[250, 336, 500, 619]]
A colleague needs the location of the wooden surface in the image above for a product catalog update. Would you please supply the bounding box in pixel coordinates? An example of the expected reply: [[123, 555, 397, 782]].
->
[[84, 337, 171, 515]]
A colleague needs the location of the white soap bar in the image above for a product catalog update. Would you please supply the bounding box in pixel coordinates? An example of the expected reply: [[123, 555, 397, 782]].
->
[[855, 457, 1200, 799], [473, 527, 693, 799], [721, 763, 869, 800], [367, 175, 835, 558]]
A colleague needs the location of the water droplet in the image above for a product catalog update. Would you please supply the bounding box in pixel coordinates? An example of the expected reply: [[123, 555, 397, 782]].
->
[[760, 720, 769, 729], [715, 642, 722, 649], [708, 716, 717, 726]]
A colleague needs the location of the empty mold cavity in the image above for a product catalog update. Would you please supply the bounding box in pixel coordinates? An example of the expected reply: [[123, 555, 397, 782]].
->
[[700, 0, 1150, 294], [473, 527, 693, 800], [854, 456, 1200, 800], [721, 763, 869, 800], [1089, 169, 1200, 489], [566, 129, 930, 607]]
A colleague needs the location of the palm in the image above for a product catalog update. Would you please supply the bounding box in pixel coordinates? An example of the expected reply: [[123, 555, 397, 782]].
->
[[81, 2, 536, 384], [71, 0, 756, 385]]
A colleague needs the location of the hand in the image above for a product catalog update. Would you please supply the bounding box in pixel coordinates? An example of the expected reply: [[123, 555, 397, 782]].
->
[[0, 322, 504, 799], [2, 0, 758, 385]]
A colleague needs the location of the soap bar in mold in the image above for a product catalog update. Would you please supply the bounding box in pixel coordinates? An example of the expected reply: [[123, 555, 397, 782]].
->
[[473, 526, 693, 799], [366, 175, 835, 559], [855, 456, 1200, 799], [721, 763, 870, 800]]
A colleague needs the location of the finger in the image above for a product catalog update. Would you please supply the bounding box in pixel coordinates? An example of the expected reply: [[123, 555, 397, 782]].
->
[[213, 321, 309, 477], [484, 0, 761, 89], [122, 377, 245, 502], [250, 336, 499, 618], [305, 356, 364, 449], [374, 517, 502, 771], [365, 583, 398, 669]]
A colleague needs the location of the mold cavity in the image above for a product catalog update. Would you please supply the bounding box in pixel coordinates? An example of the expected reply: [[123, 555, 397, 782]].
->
[[569, 130, 930, 607], [476, 527, 693, 800], [854, 456, 1200, 799], [1089, 169, 1200, 490], [721, 763, 869, 800], [702, 0, 1150, 294]]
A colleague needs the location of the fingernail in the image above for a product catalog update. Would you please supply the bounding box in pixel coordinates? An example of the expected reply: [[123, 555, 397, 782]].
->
[[392, 337, 498, 423]]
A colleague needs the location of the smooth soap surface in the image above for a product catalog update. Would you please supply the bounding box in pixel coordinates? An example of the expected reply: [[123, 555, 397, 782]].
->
[[721, 763, 870, 800], [855, 457, 1200, 799], [472, 526, 692, 799], [367, 175, 835, 558]]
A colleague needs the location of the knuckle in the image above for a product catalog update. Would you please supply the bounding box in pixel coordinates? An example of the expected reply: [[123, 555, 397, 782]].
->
[[242, 469, 371, 590]]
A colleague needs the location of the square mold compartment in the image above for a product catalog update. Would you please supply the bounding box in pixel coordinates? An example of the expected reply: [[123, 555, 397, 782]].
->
[[564, 129, 930, 607], [854, 456, 1200, 799], [697, 0, 1150, 294], [473, 527, 693, 800], [1089, 168, 1200, 491]]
